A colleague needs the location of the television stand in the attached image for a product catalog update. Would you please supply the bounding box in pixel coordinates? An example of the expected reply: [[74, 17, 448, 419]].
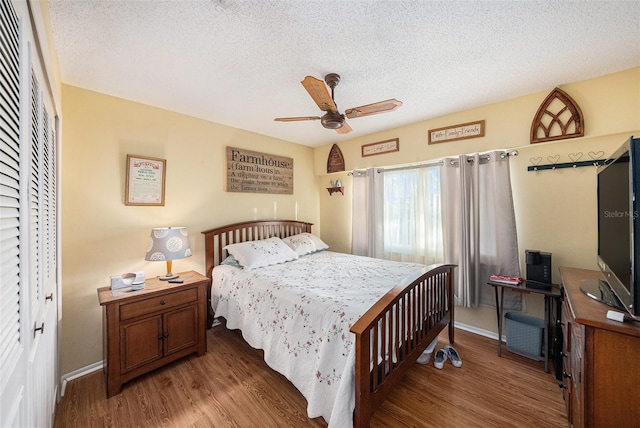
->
[[559, 267, 640, 427], [579, 278, 625, 311]]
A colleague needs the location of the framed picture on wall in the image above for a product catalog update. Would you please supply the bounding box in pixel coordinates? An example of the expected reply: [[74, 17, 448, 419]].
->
[[125, 154, 166, 206]]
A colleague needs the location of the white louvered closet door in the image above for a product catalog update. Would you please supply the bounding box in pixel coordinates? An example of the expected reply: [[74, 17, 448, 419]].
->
[[0, 0, 25, 424], [28, 61, 59, 428], [0, 1, 60, 427]]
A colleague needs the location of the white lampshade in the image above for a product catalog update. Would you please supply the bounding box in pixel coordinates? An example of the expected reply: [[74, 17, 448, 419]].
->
[[145, 227, 192, 280]]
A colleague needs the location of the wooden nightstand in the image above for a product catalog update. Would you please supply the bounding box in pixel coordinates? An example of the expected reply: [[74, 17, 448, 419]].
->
[[97, 271, 209, 398]]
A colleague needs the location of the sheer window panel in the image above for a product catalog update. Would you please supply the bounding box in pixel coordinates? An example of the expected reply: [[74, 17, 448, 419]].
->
[[382, 167, 444, 265]]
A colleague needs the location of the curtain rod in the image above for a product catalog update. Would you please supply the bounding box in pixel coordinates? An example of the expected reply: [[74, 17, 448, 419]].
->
[[348, 150, 518, 175]]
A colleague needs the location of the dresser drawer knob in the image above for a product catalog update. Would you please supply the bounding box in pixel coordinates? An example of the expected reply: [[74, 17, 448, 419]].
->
[[160, 300, 166, 305]]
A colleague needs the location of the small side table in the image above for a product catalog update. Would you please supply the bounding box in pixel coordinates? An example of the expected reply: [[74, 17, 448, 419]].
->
[[488, 280, 561, 373], [98, 271, 210, 397]]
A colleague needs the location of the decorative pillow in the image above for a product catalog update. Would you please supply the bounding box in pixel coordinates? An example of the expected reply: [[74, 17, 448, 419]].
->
[[223, 237, 298, 270], [282, 232, 329, 256], [220, 255, 241, 267]]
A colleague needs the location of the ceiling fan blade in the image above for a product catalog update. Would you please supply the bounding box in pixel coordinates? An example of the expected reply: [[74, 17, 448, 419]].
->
[[345, 99, 403, 119], [335, 122, 352, 134], [274, 116, 321, 122], [301, 76, 337, 113]]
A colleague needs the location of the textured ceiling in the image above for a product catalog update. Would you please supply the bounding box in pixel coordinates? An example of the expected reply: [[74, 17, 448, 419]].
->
[[48, 0, 640, 148]]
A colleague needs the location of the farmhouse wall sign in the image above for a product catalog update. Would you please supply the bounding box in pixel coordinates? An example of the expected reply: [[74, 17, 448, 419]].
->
[[226, 146, 293, 194], [428, 120, 485, 144], [362, 138, 399, 157]]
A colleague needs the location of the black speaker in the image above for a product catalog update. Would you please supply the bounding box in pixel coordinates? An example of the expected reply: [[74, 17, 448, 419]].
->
[[525, 250, 552, 284]]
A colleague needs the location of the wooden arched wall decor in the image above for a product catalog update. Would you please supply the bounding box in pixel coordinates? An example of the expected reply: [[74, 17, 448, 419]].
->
[[530, 87, 584, 144], [327, 143, 345, 173]]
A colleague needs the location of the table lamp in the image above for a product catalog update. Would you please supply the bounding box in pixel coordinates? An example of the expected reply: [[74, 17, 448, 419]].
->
[[144, 227, 192, 280]]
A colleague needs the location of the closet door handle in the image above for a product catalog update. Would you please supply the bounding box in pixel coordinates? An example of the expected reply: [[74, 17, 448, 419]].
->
[[34, 323, 45, 338], [45, 293, 53, 302]]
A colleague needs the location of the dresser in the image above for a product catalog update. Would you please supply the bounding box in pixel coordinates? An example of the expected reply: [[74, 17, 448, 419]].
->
[[559, 267, 640, 427], [98, 271, 209, 398]]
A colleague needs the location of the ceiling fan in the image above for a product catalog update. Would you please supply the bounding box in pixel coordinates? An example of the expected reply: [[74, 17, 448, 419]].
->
[[274, 73, 402, 134]]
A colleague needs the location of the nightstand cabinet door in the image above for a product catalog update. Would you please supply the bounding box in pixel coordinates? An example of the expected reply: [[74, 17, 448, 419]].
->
[[121, 316, 163, 373], [164, 305, 198, 355]]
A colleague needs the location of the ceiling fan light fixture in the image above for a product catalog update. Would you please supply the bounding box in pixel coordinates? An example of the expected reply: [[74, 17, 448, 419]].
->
[[321, 112, 345, 129]]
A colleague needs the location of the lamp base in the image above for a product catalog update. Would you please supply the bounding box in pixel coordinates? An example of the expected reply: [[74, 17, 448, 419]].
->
[[159, 273, 179, 281]]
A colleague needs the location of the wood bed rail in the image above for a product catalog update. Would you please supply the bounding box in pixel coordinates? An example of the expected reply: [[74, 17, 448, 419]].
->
[[350, 264, 456, 428]]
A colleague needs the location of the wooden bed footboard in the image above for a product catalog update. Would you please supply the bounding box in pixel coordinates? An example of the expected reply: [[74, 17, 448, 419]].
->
[[350, 264, 456, 428], [202, 220, 455, 427]]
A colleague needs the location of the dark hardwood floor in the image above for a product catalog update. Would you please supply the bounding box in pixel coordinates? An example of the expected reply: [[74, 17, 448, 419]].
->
[[54, 326, 567, 427]]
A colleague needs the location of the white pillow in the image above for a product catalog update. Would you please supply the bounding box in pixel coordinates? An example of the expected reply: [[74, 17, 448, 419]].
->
[[282, 232, 329, 256], [223, 237, 298, 270]]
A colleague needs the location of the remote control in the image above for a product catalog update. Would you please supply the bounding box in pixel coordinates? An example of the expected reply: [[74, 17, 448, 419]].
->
[[168, 279, 183, 283], [606, 310, 625, 322], [606, 310, 639, 323]]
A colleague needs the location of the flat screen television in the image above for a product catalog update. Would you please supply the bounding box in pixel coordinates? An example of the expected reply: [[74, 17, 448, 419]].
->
[[590, 136, 640, 318]]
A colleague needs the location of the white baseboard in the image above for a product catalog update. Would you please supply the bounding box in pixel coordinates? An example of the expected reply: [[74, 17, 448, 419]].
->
[[60, 360, 103, 397], [453, 321, 503, 343]]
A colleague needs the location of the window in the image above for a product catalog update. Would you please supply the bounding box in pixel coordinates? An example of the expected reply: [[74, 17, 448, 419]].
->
[[382, 167, 443, 264]]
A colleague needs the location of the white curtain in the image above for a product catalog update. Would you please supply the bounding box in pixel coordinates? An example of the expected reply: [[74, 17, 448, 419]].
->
[[381, 167, 443, 264], [351, 166, 444, 265], [351, 169, 383, 257], [440, 151, 521, 309]]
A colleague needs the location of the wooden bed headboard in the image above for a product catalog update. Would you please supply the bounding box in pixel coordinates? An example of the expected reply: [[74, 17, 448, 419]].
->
[[201, 219, 313, 280]]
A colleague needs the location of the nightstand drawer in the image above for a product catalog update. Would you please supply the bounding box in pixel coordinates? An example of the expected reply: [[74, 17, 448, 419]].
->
[[120, 288, 198, 320]]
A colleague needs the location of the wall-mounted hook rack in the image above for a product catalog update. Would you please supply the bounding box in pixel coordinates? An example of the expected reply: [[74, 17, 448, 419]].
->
[[527, 159, 610, 172]]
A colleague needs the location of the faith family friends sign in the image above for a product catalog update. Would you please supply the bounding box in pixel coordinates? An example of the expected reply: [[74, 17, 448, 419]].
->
[[226, 147, 293, 194]]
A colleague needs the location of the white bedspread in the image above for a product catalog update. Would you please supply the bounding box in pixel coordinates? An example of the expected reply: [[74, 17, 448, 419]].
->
[[211, 250, 425, 427]]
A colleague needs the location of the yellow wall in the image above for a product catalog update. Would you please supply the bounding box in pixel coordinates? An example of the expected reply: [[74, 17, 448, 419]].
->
[[60, 85, 319, 375], [314, 67, 640, 333], [61, 68, 639, 375]]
